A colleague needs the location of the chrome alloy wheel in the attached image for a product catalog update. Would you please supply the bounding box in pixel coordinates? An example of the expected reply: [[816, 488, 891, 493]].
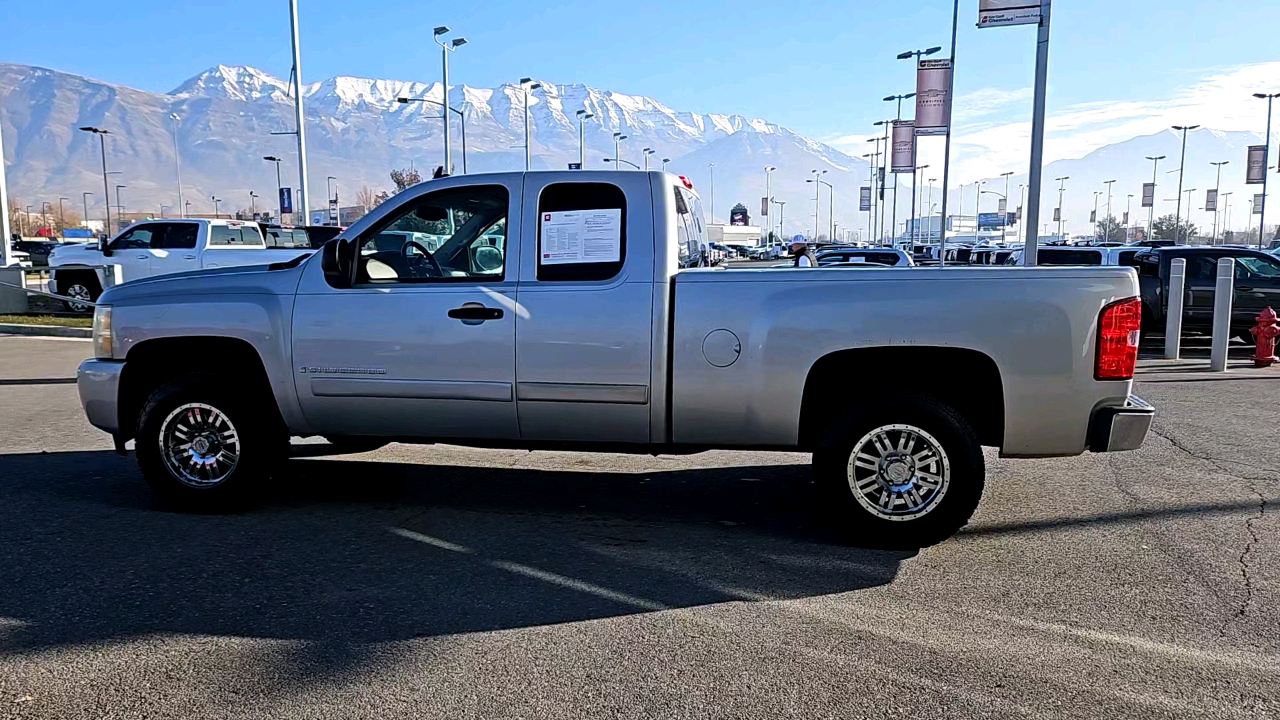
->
[[847, 423, 950, 521], [159, 403, 241, 488], [64, 284, 93, 313]]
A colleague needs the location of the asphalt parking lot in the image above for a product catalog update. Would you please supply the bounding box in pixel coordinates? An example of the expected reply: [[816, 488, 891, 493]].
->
[[0, 335, 1276, 719]]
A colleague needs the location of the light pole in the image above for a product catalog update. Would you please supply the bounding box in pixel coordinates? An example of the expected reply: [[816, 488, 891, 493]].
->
[[1055, 176, 1069, 240], [912, 164, 930, 247], [937, 0, 961, 266], [519, 77, 541, 171], [433, 26, 466, 176], [185, 201, 192, 217], [661, 158, 670, 172], [287, 0, 311, 224], [708, 162, 716, 223], [883, 92, 916, 247], [764, 165, 776, 242], [1253, 93, 1278, 247], [1000, 170, 1014, 240], [1223, 192, 1234, 241], [79, 126, 113, 234], [1145, 154, 1165, 241], [160, 204, 170, 218], [264, 156, 284, 220], [602, 158, 639, 170], [928, 177, 937, 242], [642, 148, 655, 170], [575, 109, 594, 168], [249, 191, 258, 219], [1183, 188, 1197, 241], [58, 197, 67, 232], [114, 185, 127, 226], [41, 201, 51, 233], [862, 151, 878, 244], [1125, 193, 1134, 241], [974, 180, 985, 238], [1104, 179, 1117, 239], [398, 97, 468, 174], [611, 131, 627, 170], [326, 176, 338, 225], [866, 137, 881, 243], [81, 192, 92, 230], [211, 195, 221, 219], [167, 112, 185, 217], [1092, 191, 1102, 240], [873, 120, 892, 244], [1172, 125, 1199, 240], [774, 199, 786, 240], [0, 118, 9, 264], [1210, 160, 1229, 242]]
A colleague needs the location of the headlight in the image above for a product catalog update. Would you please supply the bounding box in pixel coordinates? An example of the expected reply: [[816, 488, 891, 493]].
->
[[92, 305, 113, 359]]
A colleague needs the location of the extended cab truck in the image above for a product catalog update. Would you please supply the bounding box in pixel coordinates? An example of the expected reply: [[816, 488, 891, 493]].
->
[[49, 218, 313, 311], [77, 170, 1154, 546]]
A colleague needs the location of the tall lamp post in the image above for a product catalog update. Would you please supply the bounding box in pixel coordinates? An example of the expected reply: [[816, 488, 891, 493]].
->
[[81, 192, 93, 230], [1092, 191, 1103, 240], [1222, 192, 1234, 241], [397, 96, 468, 174], [326, 176, 338, 225], [575, 109, 594, 168], [1055, 176, 1069, 240], [873, 120, 892, 244], [1103, 178, 1116, 225], [169, 113, 185, 217], [1145, 154, 1165, 240], [1210, 160, 1229, 242], [0, 117, 10, 265], [661, 158, 670, 172], [642, 148, 655, 170], [519, 78, 541, 171], [1125, 193, 1134, 241], [287, 0, 311, 224], [57, 197, 67, 233], [211, 195, 221, 219], [764, 165, 776, 243], [264, 156, 284, 221], [1253, 93, 1279, 247], [1171, 124, 1199, 240], [249, 191, 258, 219], [79, 126, 113, 234], [809, 169, 827, 241], [114, 185, 127, 225], [611, 131, 627, 171], [708, 162, 716, 223], [432, 26, 467, 176]]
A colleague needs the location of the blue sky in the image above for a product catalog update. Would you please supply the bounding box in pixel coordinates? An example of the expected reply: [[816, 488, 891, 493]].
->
[[4, 0, 1279, 178]]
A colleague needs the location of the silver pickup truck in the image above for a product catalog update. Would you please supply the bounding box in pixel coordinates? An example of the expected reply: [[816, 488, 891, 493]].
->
[[77, 170, 1153, 545]]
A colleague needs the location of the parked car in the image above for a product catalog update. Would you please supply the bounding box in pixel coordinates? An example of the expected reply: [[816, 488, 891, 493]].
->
[[1135, 246, 1280, 340], [969, 247, 1016, 266], [10, 238, 61, 266], [815, 248, 914, 267], [77, 169, 1152, 546], [1006, 246, 1146, 267], [49, 218, 316, 311]]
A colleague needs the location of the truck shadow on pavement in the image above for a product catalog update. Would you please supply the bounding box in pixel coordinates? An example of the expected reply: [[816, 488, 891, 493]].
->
[[0, 449, 911, 685]]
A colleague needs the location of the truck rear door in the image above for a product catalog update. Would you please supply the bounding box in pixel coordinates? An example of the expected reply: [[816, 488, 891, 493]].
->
[[514, 173, 656, 443]]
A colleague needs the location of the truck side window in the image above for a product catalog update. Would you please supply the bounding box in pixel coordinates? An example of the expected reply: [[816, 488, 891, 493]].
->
[[111, 226, 155, 250], [537, 182, 627, 281], [153, 223, 198, 250], [351, 184, 509, 284]]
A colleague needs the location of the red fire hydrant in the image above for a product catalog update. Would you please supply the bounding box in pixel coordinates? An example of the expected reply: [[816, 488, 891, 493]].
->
[[1250, 307, 1280, 368]]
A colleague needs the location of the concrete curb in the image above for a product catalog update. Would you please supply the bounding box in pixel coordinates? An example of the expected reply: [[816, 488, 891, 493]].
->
[[0, 323, 92, 338]]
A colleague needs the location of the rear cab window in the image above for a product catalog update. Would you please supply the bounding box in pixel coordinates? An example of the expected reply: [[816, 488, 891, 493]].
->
[[1038, 249, 1103, 265], [208, 223, 266, 248]]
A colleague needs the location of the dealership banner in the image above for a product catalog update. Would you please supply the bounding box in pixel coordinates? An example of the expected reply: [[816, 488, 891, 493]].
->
[[1247, 145, 1268, 184], [1090, 209, 1097, 224], [279, 187, 293, 215], [1141, 183, 1155, 208], [913, 59, 952, 136], [761, 197, 769, 217], [978, 0, 1042, 28], [1053, 207, 1061, 222], [1255, 194, 1265, 215], [859, 186, 872, 212], [1205, 189, 1218, 213], [891, 120, 916, 173]]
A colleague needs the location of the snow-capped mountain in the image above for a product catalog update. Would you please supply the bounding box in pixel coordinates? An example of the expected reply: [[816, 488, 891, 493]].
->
[[0, 62, 867, 235]]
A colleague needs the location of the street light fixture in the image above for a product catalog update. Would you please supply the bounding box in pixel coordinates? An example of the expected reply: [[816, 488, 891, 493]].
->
[[1171, 125, 1200, 236], [79, 126, 113, 233], [168, 113, 185, 217], [642, 147, 655, 170], [433, 26, 466, 176], [601, 158, 640, 170], [661, 158, 670, 172], [519, 78, 541, 171], [575, 109, 594, 168], [398, 96, 468, 174], [1253, 93, 1279, 247], [611, 131, 628, 171]]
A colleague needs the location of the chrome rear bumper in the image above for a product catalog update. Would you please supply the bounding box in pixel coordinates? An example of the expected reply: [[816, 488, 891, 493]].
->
[[1089, 395, 1154, 453]]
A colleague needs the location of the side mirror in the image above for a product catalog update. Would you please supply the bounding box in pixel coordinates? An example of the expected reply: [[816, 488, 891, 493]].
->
[[320, 238, 353, 287], [97, 235, 112, 256], [473, 245, 502, 272]]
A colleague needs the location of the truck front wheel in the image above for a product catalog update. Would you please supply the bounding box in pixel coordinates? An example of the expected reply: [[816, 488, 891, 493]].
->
[[135, 373, 284, 512], [813, 394, 984, 548], [57, 272, 102, 313]]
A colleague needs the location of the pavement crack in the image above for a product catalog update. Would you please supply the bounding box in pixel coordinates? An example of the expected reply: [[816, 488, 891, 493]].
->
[[1151, 425, 1271, 638]]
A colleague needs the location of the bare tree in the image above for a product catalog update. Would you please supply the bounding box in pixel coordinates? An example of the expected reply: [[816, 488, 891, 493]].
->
[[390, 168, 422, 192]]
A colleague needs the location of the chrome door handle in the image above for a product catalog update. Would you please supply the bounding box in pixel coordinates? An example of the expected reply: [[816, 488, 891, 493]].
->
[[183, 254, 196, 260], [136, 254, 149, 260]]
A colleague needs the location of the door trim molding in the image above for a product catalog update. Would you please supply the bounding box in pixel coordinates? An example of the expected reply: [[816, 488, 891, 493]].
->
[[311, 378, 513, 402], [516, 382, 649, 404]]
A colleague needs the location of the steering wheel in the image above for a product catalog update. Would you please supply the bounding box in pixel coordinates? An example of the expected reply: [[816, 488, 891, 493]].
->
[[402, 240, 442, 278]]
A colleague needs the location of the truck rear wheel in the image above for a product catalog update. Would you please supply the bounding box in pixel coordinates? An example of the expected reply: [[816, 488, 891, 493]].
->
[[813, 394, 984, 548], [135, 373, 285, 512]]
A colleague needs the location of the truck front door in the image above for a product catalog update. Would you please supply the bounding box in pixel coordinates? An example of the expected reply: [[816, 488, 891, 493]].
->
[[291, 180, 522, 440]]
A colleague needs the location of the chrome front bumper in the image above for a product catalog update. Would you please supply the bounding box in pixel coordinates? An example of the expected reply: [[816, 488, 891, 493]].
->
[[77, 358, 124, 436], [1089, 395, 1154, 453]]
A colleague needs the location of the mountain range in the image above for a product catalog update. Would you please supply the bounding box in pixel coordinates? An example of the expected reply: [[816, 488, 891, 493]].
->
[[0, 61, 1272, 240]]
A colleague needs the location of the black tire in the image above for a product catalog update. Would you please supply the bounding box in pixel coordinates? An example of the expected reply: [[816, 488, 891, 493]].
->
[[57, 272, 102, 313], [812, 393, 985, 549], [321, 436, 391, 454], [135, 373, 285, 512]]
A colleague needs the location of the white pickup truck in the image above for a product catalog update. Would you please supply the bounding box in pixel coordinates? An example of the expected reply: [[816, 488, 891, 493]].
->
[[49, 218, 312, 311]]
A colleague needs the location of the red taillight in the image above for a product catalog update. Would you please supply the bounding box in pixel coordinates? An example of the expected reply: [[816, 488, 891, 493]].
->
[[1096, 297, 1141, 380], [677, 175, 694, 189]]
